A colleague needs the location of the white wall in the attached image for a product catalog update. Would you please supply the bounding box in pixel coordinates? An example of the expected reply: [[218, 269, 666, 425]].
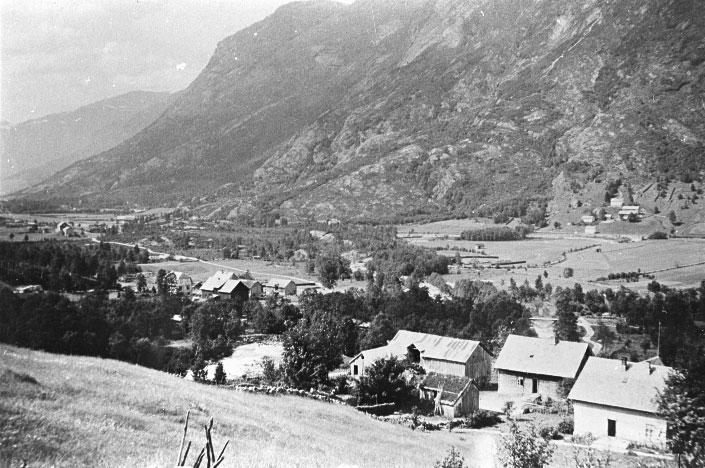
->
[[573, 401, 667, 447], [497, 370, 561, 398]]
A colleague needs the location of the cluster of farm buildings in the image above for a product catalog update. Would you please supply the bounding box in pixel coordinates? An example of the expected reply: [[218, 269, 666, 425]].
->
[[350, 332, 672, 448]]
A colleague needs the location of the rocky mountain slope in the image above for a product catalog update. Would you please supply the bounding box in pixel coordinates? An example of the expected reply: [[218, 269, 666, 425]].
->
[[21, 0, 705, 222], [1, 91, 175, 195]]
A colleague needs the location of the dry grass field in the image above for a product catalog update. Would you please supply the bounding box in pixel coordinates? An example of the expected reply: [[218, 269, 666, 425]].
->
[[0, 345, 674, 467], [0, 344, 499, 468]]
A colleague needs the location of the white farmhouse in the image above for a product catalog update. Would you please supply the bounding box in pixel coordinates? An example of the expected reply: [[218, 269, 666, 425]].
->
[[568, 357, 672, 448], [494, 335, 591, 398]]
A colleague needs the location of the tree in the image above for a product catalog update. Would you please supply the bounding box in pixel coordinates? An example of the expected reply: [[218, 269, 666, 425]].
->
[[554, 289, 581, 342], [659, 358, 705, 467], [222, 247, 231, 259], [156, 269, 168, 295], [8, 233, 14, 240], [136, 273, 147, 293], [358, 357, 412, 405], [281, 310, 344, 389], [498, 423, 554, 468], [668, 210, 678, 225], [360, 313, 396, 349], [315, 253, 351, 288], [213, 362, 227, 385]]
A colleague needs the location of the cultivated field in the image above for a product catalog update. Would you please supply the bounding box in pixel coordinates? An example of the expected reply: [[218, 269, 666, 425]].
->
[[139, 258, 319, 285], [204, 340, 284, 380]]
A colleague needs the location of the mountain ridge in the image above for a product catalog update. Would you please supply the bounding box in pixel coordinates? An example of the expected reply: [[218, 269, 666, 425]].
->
[[16, 0, 705, 222], [1, 90, 176, 195]]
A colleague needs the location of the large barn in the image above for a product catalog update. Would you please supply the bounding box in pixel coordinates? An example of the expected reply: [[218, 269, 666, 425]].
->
[[349, 330, 492, 382], [568, 357, 672, 447], [494, 335, 591, 398]]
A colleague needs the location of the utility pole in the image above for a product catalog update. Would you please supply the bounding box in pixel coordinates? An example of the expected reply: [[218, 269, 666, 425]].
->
[[657, 321, 661, 358]]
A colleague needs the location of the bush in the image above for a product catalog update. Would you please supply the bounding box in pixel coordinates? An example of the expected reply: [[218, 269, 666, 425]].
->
[[434, 447, 467, 468], [539, 425, 561, 440], [465, 410, 502, 429], [332, 375, 349, 395], [499, 423, 555, 467], [213, 362, 227, 385], [260, 356, 282, 384], [557, 418, 574, 434], [647, 231, 668, 239]]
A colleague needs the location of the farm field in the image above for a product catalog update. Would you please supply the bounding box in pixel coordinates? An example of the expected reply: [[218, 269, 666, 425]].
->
[[443, 238, 705, 294], [139, 258, 319, 285], [396, 218, 494, 237]]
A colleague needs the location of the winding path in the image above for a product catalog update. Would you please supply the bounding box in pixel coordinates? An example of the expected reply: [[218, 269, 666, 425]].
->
[[578, 316, 603, 355]]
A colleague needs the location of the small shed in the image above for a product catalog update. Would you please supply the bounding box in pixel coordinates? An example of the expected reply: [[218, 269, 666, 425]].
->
[[265, 278, 297, 296], [420, 373, 479, 418]]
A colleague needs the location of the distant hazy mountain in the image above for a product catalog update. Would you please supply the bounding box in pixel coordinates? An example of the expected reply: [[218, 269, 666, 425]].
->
[[1, 91, 175, 195], [22, 0, 705, 221]]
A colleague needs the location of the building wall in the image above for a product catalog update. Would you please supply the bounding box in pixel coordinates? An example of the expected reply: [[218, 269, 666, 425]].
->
[[466, 348, 493, 381], [573, 401, 667, 447], [423, 358, 466, 377], [349, 356, 368, 379], [497, 370, 562, 398]]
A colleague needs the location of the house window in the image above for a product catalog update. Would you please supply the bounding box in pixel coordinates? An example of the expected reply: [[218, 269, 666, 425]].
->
[[518, 377, 524, 386], [645, 424, 655, 439], [353, 365, 358, 376], [608, 419, 616, 437]]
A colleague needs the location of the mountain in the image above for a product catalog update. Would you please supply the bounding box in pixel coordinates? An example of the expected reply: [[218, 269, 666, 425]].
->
[[20, 0, 705, 222], [1, 91, 176, 195]]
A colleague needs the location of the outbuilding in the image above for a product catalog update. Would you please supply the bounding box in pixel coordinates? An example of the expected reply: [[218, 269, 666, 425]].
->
[[420, 372, 479, 418]]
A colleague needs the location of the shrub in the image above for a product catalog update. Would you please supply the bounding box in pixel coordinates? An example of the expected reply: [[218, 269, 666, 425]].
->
[[465, 410, 502, 429], [434, 447, 467, 468], [647, 231, 668, 239], [260, 356, 282, 384], [499, 423, 555, 468], [332, 375, 349, 395], [558, 418, 574, 434], [539, 425, 561, 440]]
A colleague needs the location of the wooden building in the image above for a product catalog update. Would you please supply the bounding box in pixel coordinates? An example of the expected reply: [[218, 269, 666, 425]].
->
[[350, 330, 492, 382], [420, 373, 479, 418]]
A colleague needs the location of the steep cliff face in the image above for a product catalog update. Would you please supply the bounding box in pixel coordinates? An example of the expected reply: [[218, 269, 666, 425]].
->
[[24, 0, 705, 220]]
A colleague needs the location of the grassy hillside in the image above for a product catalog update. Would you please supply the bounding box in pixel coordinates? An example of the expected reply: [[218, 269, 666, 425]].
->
[[0, 344, 496, 467]]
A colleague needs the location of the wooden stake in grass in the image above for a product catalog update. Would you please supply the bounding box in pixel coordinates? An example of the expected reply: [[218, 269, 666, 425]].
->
[[175, 412, 230, 468], [177, 410, 190, 466]]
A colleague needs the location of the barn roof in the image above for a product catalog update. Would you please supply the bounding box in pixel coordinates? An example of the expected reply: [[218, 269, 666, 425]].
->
[[422, 373, 475, 404], [568, 357, 673, 414], [391, 330, 484, 364], [266, 278, 296, 288], [219, 279, 248, 294], [201, 271, 237, 292], [349, 344, 406, 364], [494, 335, 590, 379]]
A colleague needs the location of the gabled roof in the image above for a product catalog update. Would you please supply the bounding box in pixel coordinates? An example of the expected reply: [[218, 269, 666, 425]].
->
[[219, 279, 248, 294], [349, 344, 406, 364], [391, 330, 484, 364], [568, 357, 673, 414], [241, 280, 261, 289], [494, 335, 590, 379], [266, 278, 296, 288], [422, 372, 476, 404], [200, 271, 237, 292]]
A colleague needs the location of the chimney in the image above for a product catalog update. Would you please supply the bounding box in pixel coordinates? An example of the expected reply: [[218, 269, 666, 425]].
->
[[648, 361, 655, 374], [554, 335, 560, 345], [621, 356, 628, 370]]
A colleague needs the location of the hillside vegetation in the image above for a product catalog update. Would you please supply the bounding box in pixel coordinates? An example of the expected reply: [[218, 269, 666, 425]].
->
[[19, 0, 705, 223], [1, 91, 175, 195], [0, 344, 495, 467]]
